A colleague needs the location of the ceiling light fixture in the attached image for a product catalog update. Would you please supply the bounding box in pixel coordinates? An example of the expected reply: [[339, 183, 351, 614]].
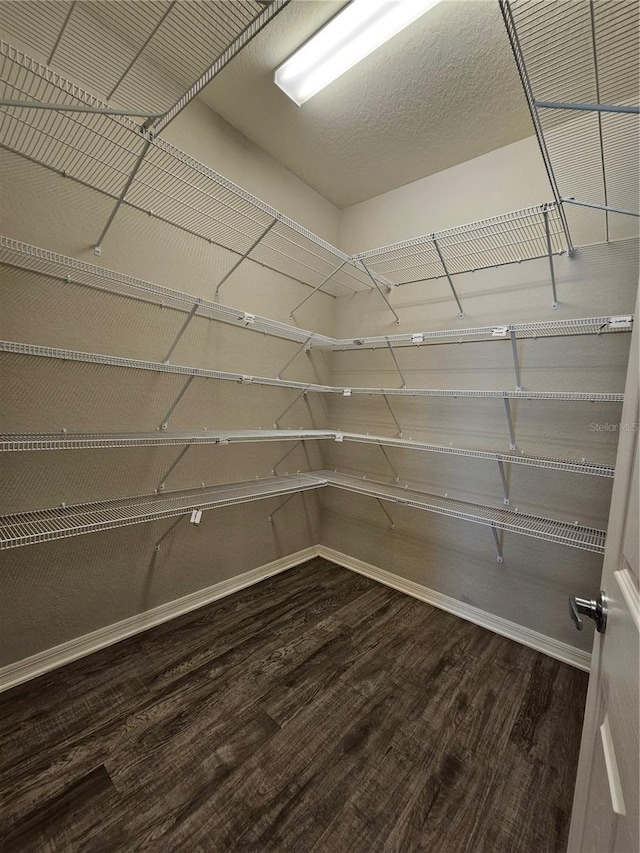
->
[[274, 0, 443, 106]]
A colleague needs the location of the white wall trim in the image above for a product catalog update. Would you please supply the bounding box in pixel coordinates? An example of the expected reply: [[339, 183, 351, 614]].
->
[[318, 545, 592, 672], [1, 542, 591, 693], [0, 546, 320, 694]]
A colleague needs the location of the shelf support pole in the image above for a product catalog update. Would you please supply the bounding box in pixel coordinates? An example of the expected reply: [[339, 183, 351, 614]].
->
[[48, 1, 77, 65], [0, 100, 163, 119], [271, 440, 302, 474], [543, 209, 559, 309], [432, 238, 464, 318], [214, 218, 278, 298], [278, 334, 314, 379], [378, 443, 400, 483], [509, 328, 522, 391], [386, 337, 407, 388], [163, 300, 201, 363], [376, 498, 395, 529], [274, 389, 308, 428], [491, 524, 504, 563], [561, 198, 640, 218], [157, 445, 192, 492], [382, 394, 403, 437], [503, 396, 517, 451], [360, 261, 400, 325], [153, 515, 186, 552], [268, 492, 297, 522], [160, 375, 195, 430], [497, 459, 510, 506], [290, 260, 348, 317], [94, 137, 153, 256]]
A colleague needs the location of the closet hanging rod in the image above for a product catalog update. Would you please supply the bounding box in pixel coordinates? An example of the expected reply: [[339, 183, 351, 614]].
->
[[0, 470, 606, 553], [0, 340, 625, 402], [0, 237, 632, 352], [0, 429, 615, 478]]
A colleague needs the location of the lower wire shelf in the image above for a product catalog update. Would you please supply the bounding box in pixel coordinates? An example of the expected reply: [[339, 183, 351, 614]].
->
[[0, 470, 606, 553], [0, 429, 615, 477]]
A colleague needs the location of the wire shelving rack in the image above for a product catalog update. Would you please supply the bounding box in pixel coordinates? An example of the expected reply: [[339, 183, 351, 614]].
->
[[501, 0, 639, 244], [0, 469, 607, 555]]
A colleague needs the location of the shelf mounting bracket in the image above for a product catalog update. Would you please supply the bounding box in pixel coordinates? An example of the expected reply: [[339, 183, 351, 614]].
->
[[163, 300, 201, 363], [376, 498, 395, 529], [491, 524, 504, 563], [386, 337, 407, 388], [382, 394, 402, 437], [160, 374, 195, 430], [274, 388, 308, 429], [378, 443, 400, 483], [269, 492, 297, 522], [157, 444, 192, 492], [215, 218, 278, 298], [290, 260, 348, 317], [432, 237, 464, 318], [497, 458, 510, 506], [278, 334, 314, 379], [360, 260, 400, 325], [543, 208, 559, 308], [271, 440, 303, 474], [510, 328, 522, 391], [503, 396, 517, 451]]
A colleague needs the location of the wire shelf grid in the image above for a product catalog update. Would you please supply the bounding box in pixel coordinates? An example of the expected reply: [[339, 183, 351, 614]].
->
[[0, 428, 615, 478], [351, 204, 567, 286], [320, 471, 606, 553], [0, 340, 625, 402], [504, 0, 639, 240], [0, 473, 324, 550]]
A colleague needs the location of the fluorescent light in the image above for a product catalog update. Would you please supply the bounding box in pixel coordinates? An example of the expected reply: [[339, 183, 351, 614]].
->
[[275, 0, 443, 106]]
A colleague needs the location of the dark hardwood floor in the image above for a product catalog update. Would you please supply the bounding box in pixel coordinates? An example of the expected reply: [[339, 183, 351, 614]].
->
[[0, 558, 588, 852]]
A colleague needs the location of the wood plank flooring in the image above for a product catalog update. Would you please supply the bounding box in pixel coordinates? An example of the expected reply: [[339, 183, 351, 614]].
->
[[0, 558, 588, 852]]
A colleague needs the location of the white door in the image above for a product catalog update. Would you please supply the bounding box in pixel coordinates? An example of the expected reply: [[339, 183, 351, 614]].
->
[[567, 301, 639, 853]]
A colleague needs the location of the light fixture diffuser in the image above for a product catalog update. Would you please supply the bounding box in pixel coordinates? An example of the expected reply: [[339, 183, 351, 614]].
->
[[275, 0, 443, 106]]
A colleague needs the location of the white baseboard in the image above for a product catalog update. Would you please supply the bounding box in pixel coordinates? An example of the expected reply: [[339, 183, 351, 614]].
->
[[0, 546, 320, 694], [318, 545, 592, 672], [1, 542, 590, 693]]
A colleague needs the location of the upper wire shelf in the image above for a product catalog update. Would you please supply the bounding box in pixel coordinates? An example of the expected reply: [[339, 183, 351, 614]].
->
[[0, 339, 625, 402], [0, 39, 377, 298], [1, 236, 632, 353], [501, 0, 639, 243], [0, 1, 289, 130], [0, 428, 615, 478], [350, 204, 568, 285]]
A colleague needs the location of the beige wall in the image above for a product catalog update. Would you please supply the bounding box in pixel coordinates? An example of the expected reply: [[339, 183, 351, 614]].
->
[[0, 97, 336, 666]]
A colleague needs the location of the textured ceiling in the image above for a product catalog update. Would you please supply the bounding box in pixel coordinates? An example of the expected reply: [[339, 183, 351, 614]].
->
[[199, 0, 533, 208]]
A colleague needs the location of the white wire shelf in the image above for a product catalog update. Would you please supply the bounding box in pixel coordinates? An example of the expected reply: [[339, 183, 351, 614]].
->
[[0, 39, 378, 298], [0, 340, 625, 402], [502, 0, 639, 242], [0, 236, 333, 347], [320, 471, 606, 554], [325, 315, 633, 350], [0, 473, 324, 550], [350, 203, 568, 285], [0, 1, 288, 128], [0, 429, 615, 478], [2, 236, 633, 353], [0, 468, 606, 553]]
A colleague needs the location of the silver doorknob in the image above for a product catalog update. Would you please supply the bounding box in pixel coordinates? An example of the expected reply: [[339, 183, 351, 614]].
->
[[569, 590, 607, 633]]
